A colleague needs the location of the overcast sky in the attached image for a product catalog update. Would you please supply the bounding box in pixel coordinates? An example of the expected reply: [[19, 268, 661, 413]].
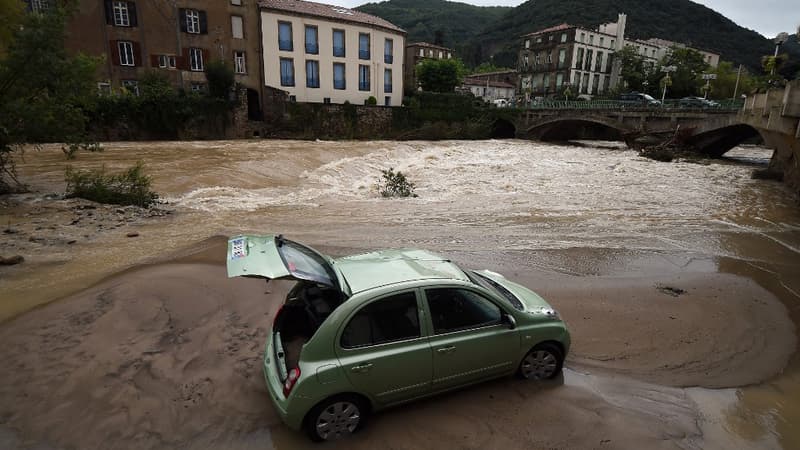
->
[[346, 0, 798, 39]]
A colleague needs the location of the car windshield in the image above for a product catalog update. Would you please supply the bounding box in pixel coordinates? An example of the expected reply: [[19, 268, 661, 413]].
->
[[463, 269, 524, 311], [277, 239, 338, 288]]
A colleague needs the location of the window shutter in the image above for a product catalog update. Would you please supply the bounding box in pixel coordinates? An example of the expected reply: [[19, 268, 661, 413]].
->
[[128, 2, 138, 27], [132, 41, 142, 67], [150, 54, 160, 67], [179, 9, 187, 32], [109, 40, 120, 66], [199, 11, 208, 34], [202, 49, 210, 70], [104, 0, 113, 24], [177, 48, 189, 70]]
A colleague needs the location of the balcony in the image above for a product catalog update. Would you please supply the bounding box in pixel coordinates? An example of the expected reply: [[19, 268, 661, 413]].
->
[[359, 49, 370, 60], [384, 54, 393, 64], [333, 46, 345, 57], [305, 43, 318, 54]]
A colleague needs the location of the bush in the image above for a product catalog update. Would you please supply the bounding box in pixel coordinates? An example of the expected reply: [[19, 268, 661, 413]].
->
[[65, 161, 159, 207], [378, 168, 417, 198], [366, 96, 378, 105]]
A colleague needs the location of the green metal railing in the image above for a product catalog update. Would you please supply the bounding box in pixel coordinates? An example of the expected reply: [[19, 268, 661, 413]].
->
[[522, 99, 744, 111]]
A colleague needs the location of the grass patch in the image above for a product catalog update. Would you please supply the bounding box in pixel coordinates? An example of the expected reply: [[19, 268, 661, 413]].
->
[[65, 161, 159, 207]]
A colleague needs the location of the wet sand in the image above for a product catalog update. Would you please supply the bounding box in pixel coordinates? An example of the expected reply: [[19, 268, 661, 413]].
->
[[0, 237, 793, 450]]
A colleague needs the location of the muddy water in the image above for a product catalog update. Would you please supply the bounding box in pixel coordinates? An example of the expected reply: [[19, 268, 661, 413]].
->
[[3, 140, 800, 448]]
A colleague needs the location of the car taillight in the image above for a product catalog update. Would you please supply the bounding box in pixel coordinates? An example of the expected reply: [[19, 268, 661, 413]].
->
[[283, 367, 300, 397]]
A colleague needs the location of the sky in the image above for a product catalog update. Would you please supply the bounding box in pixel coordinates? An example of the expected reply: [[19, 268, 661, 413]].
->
[[342, 0, 799, 39]]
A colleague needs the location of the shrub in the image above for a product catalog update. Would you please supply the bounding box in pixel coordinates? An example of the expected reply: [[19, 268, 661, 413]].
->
[[65, 161, 159, 207], [378, 168, 417, 198], [366, 96, 378, 105]]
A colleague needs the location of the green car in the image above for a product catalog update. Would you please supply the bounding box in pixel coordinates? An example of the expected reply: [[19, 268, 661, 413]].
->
[[227, 235, 571, 441]]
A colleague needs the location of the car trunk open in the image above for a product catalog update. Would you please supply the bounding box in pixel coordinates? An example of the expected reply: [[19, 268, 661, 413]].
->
[[227, 235, 347, 383]]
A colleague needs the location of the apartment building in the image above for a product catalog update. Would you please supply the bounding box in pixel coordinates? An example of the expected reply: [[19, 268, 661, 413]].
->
[[260, 0, 405, 106], [517, 14, 720, 99], [403, 42, 454, 94], [54, 0, 264, 117]]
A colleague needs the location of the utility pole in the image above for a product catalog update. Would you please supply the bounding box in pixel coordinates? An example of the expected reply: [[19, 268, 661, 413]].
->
[[732, 64, 742, 100]]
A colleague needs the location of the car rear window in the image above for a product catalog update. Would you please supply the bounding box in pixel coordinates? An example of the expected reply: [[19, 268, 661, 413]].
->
[[466, 271, 525, 311], [278, 239, 337, 287]]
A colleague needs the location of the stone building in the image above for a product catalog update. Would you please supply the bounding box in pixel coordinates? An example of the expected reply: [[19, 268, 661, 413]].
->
[[403, 42, 454, 94], [57, 0, 265, 118], [517, 14, 721, 100], [259, 0, 406, 106]]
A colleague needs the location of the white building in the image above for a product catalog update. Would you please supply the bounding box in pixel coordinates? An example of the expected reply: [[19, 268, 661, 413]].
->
[[260, 0, 406, 106], [463, 77, 516, 102]]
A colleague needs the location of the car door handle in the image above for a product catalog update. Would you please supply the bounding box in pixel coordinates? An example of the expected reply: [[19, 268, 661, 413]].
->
[[437, 346, 456, 354], [351, 363, 373, 373]]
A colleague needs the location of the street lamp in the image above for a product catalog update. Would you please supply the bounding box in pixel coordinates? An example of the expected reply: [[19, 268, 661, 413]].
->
[[702, 73, 717, 99], [661, 65, 677, 104]]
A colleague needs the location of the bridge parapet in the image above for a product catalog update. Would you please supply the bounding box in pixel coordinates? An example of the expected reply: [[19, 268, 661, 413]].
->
[[740, 80, 800, 138]]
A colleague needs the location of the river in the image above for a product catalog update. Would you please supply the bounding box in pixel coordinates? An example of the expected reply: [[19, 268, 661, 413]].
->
[[1, 139, 799, 449]]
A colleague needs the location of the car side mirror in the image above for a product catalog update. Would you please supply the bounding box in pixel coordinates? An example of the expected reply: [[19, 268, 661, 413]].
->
[[503, 313, 517, 330]]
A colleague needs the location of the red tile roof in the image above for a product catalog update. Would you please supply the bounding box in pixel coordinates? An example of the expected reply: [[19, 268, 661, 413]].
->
[[259, 0, 406, 34]]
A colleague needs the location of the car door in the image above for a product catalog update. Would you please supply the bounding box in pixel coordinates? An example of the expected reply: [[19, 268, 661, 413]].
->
[[335, 290, 432, 407], [423, 286, 519, 392]]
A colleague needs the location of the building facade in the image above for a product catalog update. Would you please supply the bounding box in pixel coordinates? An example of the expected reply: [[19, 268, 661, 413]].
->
[[403, 42, 454, 94], [58, 0, 264, 117], [517, 14, 721, 99], [260, 0, 405, 106], [462, 78, 515, 102]]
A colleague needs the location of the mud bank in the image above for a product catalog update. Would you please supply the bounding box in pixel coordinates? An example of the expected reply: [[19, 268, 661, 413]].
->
[[0, 237, 793, 450]]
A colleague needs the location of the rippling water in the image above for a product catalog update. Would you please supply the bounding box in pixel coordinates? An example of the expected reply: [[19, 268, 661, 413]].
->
[[6, 139, 800, 449]]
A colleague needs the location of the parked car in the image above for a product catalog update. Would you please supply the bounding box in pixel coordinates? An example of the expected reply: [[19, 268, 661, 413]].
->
[[679, 96, 720, 108], [619, 92, 662, 106], [492, 98, 510, 108], [227, 235, 571, 441]]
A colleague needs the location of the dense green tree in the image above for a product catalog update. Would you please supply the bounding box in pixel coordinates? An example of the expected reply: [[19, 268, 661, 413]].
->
[[0, 4, 98, 192], [660, 48, 710, 98], [0, 0, 25, 57], [617, 46, 648, 92], [205, 60, 235, 99], [707, 61, 756, 99], [415, 58, 467, 93]]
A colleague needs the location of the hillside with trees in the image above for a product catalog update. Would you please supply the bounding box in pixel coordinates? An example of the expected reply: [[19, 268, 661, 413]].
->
[[357, 0, 800, 72]]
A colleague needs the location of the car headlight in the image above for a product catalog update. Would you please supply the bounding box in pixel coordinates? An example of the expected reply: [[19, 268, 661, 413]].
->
[[530, 306, 561, 320]]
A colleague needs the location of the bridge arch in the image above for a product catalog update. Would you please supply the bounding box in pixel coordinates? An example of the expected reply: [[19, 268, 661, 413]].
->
[[685, 123, 763, 158], [525, 117, 626, 141], [491, 118, 516, 138]]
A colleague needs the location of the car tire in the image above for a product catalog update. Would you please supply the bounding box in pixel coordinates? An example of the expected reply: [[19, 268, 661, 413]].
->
[[304, 394, 368, 442], [518, 343, 564, 380]]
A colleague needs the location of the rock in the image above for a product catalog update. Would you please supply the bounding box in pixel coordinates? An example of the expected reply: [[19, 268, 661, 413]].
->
[[0, 255, 24, 266], [2, 228, 18, 234], [67, 240, 77, 245], [126, 232, 140, 238]]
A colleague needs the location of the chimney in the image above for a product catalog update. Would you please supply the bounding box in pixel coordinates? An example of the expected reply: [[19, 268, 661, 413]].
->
[[615, 13, 627, 50]]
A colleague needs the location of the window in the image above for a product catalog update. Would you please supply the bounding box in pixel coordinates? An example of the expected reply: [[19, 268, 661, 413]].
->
[[189, 47, 203, 71], [97, 82, 111, 95], [305, 25, 318, 54], [543, 73, 550, 91], [234, 51, 246, 74], [168, 55, 176, 68], [29, 0, 50, 13], [121, 79, 139, 96], [546, 51, 552, 64], [576, 47, 584, 69], [306, 60, 319, 88], [358, 33, 370, 60], [185, 9, 200, 34], [611, 39, 615, 48], [599, 37, 605, 47], [278, 21, 292, 51], [384, 96, 391, 106], [118, 41, 134, 66], [589, 35, 594, 45], [595, 52, 603, 72], [113, 1, 130, 26], [556, 72, 563, 87], [358, 64, 369, 91], [558, 48, 566, 69], [384, 38, 393, 64], [585, 49, 593, 71], [536, 36, 542, 44], [333, 63, 345, 90], [341, 292, 419, 348], [561, 33, 567, 43], [231, 16, 243, 39], [158, 54, 167, 68], [230, 0, 241, 5], [447, 52, 451, 59], [384, 68, 392, 93], [580, 32, 585, 43], [438, 51, 443, 58], [525, 39, 530, 49], [332, 29, 345, 57], [425, 288, 501, 334], [190, 83, 205, 92], [323, 97, 331, 104], [280, 58, 294, 86], [418, 48, 424, 57]]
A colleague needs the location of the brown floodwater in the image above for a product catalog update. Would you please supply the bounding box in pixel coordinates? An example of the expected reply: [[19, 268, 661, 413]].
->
[[1, 140, 799, 449]]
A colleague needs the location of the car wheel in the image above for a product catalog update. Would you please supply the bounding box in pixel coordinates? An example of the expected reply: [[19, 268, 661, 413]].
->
[[519, 343, 564, 380], [304, 395, 368, 442]]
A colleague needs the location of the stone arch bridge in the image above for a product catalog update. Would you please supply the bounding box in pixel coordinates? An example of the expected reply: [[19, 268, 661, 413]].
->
[[510, 81, 800, 196]]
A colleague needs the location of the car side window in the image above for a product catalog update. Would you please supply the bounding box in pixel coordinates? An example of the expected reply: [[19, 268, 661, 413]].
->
[[425, 288, 502, 334], [340, 292, 420, 348]]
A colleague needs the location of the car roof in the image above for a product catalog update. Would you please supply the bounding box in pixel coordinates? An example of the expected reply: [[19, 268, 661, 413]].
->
[[334, 249, 470, 295]]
